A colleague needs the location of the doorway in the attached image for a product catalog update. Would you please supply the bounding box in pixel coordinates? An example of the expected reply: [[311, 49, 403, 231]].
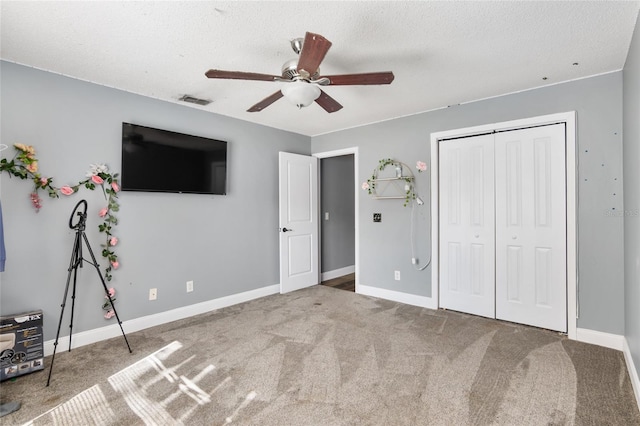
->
[[430, 112, 577, 338], [314, 148, 359, 293], [439, 124, 567, 331]]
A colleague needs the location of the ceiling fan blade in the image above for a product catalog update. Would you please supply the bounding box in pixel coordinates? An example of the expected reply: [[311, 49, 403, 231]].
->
[[297, 32, 332, 77], [247, 90, 284, 112], [205, 69, 282, 82], [319, 72, 395, 86], [315, 89, 343, 113]]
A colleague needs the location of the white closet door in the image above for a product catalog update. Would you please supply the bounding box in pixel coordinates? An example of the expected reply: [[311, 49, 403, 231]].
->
[[439, 134, 495, 318], [494, 124, 567, 332]]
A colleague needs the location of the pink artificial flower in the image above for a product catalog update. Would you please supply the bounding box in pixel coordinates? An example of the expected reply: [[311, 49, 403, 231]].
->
[[105, 287, 116, 298], [416, 161, 427, 172], [109, 237, 118, 246], [104, 310, 115, 320], [99, 207, 108, 217], [14, 143, 28, 152], [40, 177, 48, 187], [111, 260, 119, 269], [26, 162, 38, 173], [91, 175, 104, 185], [362, 182, 370, 190], [60, 186, 74, 196], [111, 182, 120, 192], [30, 192, 42, 212]]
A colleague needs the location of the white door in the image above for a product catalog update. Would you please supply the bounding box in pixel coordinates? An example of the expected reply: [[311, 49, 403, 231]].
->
[[494, 124, 567, 332], [439, 134, 496, 318], [279, 152, 319, 293]]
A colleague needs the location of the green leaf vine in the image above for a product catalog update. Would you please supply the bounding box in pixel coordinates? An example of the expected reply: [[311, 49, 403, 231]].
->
[[1, 143, 122, 318], [361, 158, 416, 207]]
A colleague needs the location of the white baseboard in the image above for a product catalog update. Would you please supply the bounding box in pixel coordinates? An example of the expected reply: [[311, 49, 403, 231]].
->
[[357, 284, 438, 310], [321, 265, 355, 282], [43, 284, 280, 356], [623, 338, 640, 411], [575, 328, 625, 351]]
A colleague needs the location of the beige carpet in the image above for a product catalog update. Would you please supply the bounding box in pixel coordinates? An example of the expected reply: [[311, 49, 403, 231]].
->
[[1, 285, 639, 425]]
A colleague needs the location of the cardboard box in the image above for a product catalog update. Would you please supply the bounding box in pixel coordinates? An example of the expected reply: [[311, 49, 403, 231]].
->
[[0, 310, 44, 381]]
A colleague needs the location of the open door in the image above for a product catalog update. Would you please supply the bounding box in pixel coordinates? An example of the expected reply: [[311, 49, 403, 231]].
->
[[279, 152, 319, 293]]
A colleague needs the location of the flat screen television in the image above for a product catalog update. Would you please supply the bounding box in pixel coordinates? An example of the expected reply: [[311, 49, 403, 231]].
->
[[121, 122, 227, 195]]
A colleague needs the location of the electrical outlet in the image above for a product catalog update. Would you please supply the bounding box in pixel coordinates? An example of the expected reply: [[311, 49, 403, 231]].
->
[[394, 270, 401, 281], [325, 212, 329, 221], [186, 280, 194, 293], [149, 288, 157, 301]]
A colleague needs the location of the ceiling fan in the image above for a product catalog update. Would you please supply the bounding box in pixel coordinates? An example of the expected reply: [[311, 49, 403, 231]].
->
[[205, 32, 394, 113]]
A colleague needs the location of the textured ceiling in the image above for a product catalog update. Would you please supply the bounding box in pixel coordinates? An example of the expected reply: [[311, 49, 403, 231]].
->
[[1, 1, 639, 137]]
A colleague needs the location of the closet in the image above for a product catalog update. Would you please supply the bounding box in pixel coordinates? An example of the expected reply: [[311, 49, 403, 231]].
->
[[438, 123, 567, 332]]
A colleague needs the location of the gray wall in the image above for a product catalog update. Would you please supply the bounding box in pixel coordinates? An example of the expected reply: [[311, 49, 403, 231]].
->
[[320, 155, 355, 273], [0, 61, 310, 340], [623, 14, 640, 384], [0, 58, 631, 343], [312, 72, 625, 335]]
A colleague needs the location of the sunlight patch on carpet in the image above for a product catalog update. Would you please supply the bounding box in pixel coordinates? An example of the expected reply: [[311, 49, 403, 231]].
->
[[24, 384, 115, 425], [25, 341, 258, 425]]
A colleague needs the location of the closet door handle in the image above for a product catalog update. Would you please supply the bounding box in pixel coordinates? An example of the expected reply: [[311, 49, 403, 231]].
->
[[512, 235, 518, 240]]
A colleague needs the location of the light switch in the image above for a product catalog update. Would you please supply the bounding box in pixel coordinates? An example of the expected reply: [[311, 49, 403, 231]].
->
[[325, 212, 329, 220]]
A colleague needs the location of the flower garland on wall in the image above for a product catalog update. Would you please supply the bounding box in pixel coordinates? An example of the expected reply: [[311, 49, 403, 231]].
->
[[0, 143, 121, 319], [361, 159, 427, 206]]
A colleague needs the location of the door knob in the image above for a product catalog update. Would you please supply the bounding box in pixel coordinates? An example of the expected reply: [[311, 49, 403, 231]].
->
[[512, 235, 517, 239], [474, 234, 479, 238], [281, 228, 292, 232]]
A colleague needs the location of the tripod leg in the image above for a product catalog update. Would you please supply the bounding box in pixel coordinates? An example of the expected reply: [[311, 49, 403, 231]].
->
[[81, 233, 132, 354], [67, 264, 80, 352], [47, 231, 82, 387]]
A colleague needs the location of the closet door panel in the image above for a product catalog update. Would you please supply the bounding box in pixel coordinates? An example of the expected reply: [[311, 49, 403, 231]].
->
[[495, 124, 567, 332], [439, 135, 495, 318]]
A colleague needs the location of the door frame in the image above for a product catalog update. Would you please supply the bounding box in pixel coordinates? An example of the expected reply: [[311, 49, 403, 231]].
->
[[430, 111, 577, 339], [313, 147, 360, 292]]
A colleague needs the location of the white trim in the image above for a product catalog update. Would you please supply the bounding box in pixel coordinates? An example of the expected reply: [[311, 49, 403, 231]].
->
[[321, 265, 355, 281], [357, 284, 438, 310], [575, 328, 624, 351], [430, 137, 441, 313], [313, 147, 360, 289], [430, 112, 578, 339], [43, 284, 280, 356], [623, 338, 640, 411], [313, 147, 358, 159]]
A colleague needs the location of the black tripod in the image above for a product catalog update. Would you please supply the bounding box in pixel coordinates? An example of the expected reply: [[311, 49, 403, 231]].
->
[[47, 200, 132, 386]]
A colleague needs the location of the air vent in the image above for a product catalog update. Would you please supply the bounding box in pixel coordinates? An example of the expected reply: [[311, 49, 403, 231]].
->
[[179, 95, 212, 106]]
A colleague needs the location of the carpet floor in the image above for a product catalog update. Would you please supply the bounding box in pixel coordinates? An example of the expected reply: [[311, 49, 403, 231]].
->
[[1, 285, 639, 425]]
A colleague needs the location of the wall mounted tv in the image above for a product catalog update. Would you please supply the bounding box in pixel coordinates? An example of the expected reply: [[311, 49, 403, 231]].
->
[[121, 122, 227, 195]]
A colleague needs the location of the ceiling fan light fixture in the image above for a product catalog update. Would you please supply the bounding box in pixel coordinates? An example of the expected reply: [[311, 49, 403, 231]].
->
[[205, 32, 392, 113], [280, 80, 321, 109]]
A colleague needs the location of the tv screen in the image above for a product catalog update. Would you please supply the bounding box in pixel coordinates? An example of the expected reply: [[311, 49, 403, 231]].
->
[[121, 122, 227, 195]]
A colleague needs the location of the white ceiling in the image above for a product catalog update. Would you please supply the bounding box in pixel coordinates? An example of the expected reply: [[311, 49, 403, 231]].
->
[[2, 1, 639, 137]]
